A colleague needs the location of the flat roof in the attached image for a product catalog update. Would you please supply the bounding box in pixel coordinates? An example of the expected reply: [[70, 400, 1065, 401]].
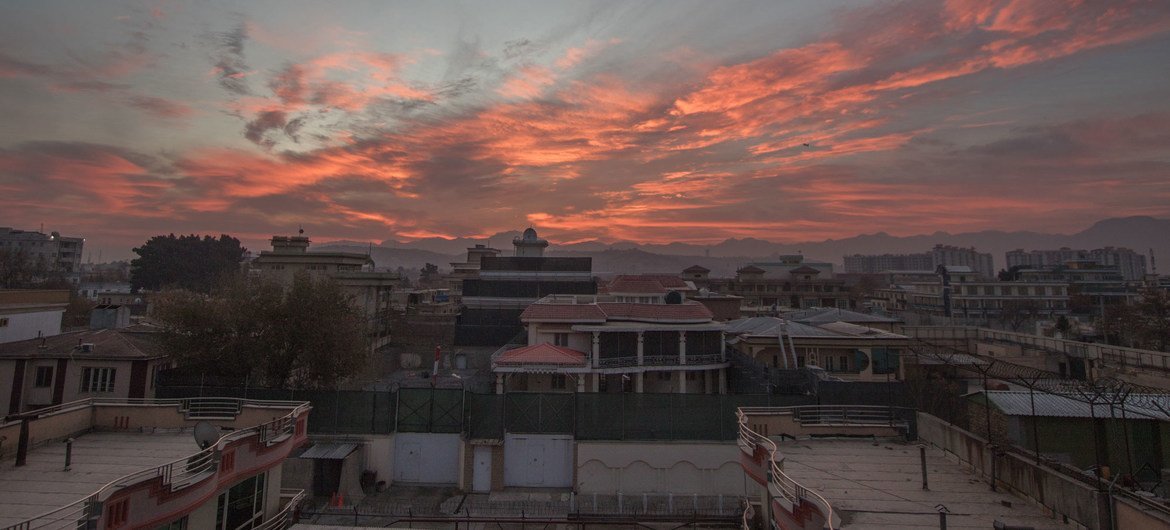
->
[[0, 431, 199, 527], [776, 439, 1061, 529]]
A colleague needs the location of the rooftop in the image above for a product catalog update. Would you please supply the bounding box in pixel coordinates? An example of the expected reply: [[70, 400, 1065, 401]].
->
[[0, 431, 197, 527], [776, 439, 1061, 528], [521, 295, 714, 323], [784, 307, 901, 325], [495, 343, 588, 367], [0, 327, 165, 360]]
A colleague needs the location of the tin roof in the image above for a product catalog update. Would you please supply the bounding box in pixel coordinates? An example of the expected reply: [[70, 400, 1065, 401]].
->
[[977, 391, 1170, 420], [299, 442, 359, 460]]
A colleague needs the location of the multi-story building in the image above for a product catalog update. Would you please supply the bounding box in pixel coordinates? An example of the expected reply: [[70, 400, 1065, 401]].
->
[[0, 322, 169, 414], [0, 289, 69, 344], [448, 244, 502, 303], [873, 270, 1070, 320], [456, 228, 596, 346], [686, 257, 852, 312], [0, 396, 310, 529], [251, 234, 399, 351], [491, 276, 728, 394], [0, 227, 85, 284], [845, 244, 995, 278], [1006, 247, 1148, 281]]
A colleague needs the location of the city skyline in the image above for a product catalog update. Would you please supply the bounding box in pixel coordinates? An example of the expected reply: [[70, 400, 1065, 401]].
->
[[2, 0, 1170, 258]]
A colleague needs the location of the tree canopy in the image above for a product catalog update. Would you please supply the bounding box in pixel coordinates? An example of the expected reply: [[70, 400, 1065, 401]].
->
[[151, 272, 369, 389], [130, 234, 246, 293]]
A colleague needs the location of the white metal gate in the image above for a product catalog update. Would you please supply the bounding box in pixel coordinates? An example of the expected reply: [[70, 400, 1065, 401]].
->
[[503, 434, 573, 487], [393, 433, 460, 484]]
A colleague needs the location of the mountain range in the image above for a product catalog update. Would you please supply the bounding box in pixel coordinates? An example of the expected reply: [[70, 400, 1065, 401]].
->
[[318, 216, 1169, 279]]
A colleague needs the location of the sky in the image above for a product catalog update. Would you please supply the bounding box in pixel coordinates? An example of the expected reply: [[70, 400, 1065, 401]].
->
[[2, 0, 1170, 260]]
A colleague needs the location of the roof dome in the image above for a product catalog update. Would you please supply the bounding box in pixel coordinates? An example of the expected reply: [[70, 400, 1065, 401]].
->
[[522, 227, 539, 240]]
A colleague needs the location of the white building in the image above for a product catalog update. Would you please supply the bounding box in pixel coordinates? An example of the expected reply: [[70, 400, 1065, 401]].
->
[[0, 289, 68, 344]]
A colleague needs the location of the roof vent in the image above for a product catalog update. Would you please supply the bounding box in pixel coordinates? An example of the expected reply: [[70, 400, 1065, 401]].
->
[[80, 343, 95, 353], [664, 291, 683, 304]]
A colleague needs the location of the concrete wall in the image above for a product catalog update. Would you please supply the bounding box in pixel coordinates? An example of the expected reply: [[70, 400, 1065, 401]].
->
[[917, 412, 1107, 529], [577, 441, 746, 495], [0, 309, 64, 344]]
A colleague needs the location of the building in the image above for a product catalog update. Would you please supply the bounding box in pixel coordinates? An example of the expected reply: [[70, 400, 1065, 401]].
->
[[871, 265, 1070, 321], [0, 289, 69, 344], [0, 396, 309, 529], [686, 257, 852, 312], [456, 228, 596, 346], [491, 275, 729, 394], [1007, 247, 1147, 281], [251, 234, 399, 351], [0, 227, 84, 284], [448, 244, 502, 303], [0, 324, 169, 414], [1014, 260, 1139, 313], [845, 244, 995, 278], [725, 316, 908, 381]]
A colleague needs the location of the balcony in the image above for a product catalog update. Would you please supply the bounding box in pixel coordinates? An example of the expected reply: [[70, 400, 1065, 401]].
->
[[0, 397, 311, 530], [595, 352, 727, 369]]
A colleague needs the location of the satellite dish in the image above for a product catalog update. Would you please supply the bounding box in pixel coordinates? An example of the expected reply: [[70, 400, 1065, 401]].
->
[[193, 421, 219, 449]]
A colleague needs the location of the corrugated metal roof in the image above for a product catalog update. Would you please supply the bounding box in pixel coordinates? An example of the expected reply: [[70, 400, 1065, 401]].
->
[[299, 442, 359, 460], [978, 391, 1170, 421]]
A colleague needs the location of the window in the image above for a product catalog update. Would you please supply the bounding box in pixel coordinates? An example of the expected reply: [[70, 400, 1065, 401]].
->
[[839, 355, 849, 371], [34, 366, 53, 387], [81, 367, 116, 393], [154, 516, 188, 530], [658, 372, 672, 380], [215, 474, 266, 530], [551, 374, 567, 390], [553, 333, 569, 347], [105, 498, 129, 528], [0, 317, 8, 328]]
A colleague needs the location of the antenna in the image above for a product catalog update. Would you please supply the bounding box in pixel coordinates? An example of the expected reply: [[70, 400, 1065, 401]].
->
[[193, 421, 219, 449]]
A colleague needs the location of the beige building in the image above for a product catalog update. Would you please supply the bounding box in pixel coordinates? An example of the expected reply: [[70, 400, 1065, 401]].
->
[[0, 324, 169, 415], [725, 316, 909, 381], [491, 276, 729, 394], [251, 235, 399, 351]]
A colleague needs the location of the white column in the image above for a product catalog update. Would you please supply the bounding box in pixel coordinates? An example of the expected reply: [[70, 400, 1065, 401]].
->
[[678, 331, 687, 365], [720, 332, 726, 359], [636, 372, 644, 393], [592, 331, 600, 368], [577, 373, 585, 392], [718, 368, 727, 394], [591, 373, 600, 392], [678, 370, 687, 393], [636, 332, 644, 365], [495, 374, 504, 395]]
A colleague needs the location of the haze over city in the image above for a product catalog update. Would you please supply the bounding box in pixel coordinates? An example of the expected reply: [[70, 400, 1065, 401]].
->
[[2, 0, 1169, 259]]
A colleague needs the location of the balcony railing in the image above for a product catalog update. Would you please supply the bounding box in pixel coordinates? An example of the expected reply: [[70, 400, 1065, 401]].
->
[[736, 407, 836, 530], [595, 353, 727, 369], [2, 398, 310, 530], [254, 489, 307, 530]]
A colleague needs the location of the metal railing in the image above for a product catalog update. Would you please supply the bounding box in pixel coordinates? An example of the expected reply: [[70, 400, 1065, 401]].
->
[[735, 407, 836, 530], [595, 353, 726, 368], [688, 353, 726, 365], [597, 356, 639, 368], [2, 398, 310, 530], [254, 489, 307, 530], [794, 405, 905, 426]]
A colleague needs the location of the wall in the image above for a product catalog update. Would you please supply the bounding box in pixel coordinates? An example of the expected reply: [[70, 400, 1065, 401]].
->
[[0, 309, 64, 344], [917, 412, 1108, 529], [577, 441, 745, 495]]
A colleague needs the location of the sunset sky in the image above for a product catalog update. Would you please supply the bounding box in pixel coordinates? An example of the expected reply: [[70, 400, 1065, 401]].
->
[[2, 0, 1169, 259]]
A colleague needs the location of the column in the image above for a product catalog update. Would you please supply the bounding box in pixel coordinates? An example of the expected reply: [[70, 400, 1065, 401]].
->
[[591, 331, 600, 368], [678, 331, 687, 365], [636, 373, 644, 393], [718, 368, 727, 394], [678, 370, 687, 393], [577, 373, 585, 392], [720, 332, 726, 359], [636, 332, 644, 365], [591, 373, 600, 392], [495, 374, 504, 395], [703, 370, 712, 394]]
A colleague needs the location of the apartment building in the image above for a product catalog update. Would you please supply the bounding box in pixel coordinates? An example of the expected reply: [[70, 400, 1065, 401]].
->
[[845, 244, 995, 278], [0, 227, 85, 284], [1007, 247, 1147, 281]]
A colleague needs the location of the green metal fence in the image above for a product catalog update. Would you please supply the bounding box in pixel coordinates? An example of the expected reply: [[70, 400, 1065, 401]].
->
[[158, 384, 892, 440]]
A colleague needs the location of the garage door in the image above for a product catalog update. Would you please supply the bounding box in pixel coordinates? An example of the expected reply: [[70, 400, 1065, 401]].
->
[[393, 433, 460, 484], [504, 434, 573, 487]]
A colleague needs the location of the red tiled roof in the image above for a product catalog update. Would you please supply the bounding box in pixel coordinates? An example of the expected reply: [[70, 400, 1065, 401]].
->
[[521, 303, 608, 322], [606, 277, 669, 294], [495, 343, 588, 366], [633, 274, 690, 289], [597, 301, 713, 322]]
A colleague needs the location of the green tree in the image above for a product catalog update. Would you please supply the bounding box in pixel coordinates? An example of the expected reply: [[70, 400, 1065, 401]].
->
[[130, 234, 246, 293], [151, 272, 369, 389]]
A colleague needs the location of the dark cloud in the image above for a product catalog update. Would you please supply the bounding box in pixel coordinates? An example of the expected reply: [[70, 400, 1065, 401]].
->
[[244, 110, 290, 147], [127, 95, 194, 119], [209, 22, 250, 95]]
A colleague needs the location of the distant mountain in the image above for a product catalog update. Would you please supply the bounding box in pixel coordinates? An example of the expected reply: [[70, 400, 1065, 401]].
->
[[321, 216, 1169, 276]]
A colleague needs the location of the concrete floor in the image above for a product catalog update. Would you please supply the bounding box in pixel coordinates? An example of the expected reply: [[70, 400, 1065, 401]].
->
[[775, 438, 1069, 529]]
